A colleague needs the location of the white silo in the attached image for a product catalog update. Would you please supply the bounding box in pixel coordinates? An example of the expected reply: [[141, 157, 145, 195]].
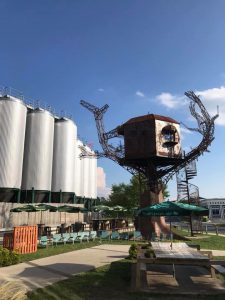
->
[[51, 118, 77, 203], [74, 139, 83, 197], [0, 95, 27, 201], [82, 145, 91, 198], [88, 149, 97, 199], [90, 152, 97, 199], [21, 108, 54, 202]]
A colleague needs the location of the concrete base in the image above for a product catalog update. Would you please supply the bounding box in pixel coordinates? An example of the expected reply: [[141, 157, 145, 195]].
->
[[142, 265, 225, 295]]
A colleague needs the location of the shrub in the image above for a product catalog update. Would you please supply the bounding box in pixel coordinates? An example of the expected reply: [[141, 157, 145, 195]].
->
[[144, 249, 154, 258], [128, 243, 138, 259], [141, 244, 150, 250], [0, 247, 20, 267]]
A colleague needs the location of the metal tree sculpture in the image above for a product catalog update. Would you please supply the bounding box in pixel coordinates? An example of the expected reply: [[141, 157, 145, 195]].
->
[[80, 91, 218, 187]]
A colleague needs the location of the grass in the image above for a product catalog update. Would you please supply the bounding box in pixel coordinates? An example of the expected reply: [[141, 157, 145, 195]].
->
[[15, 229, 225, 265], [187, 235, 225, 250], [19, 239, 135, 263], [26, 259, 225, 300], [171, 226, 225, 251]]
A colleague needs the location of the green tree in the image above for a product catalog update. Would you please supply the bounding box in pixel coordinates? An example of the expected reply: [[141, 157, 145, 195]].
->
[[107, 174, 170, 209]]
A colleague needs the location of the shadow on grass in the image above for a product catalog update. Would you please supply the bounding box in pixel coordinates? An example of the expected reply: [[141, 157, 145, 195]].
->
[[26, 260, 225, 300]]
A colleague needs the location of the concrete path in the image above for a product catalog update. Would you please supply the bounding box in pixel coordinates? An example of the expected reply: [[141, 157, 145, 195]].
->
[[0, 244, 130, 293], [0, 244, 225, 299]]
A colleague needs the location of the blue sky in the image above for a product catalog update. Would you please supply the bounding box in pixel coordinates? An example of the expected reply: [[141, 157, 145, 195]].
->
[[1, 0, 225, 198]]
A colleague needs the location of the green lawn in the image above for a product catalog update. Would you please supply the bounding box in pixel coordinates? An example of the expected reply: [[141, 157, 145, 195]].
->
[[19, 231, 225, 264], [187, 235, 225, 250], [26, 259, 225, 300], [19, 240, 135, 263], [171, 227, 225, 251]]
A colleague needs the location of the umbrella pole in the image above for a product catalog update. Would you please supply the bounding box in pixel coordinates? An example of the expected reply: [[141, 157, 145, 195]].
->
[[189, 214, 194, 237], [170, 218, 172, 250]]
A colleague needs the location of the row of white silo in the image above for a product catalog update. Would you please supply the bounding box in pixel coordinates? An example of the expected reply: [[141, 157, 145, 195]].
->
[[74, 142, 97, 199], [0, 94, 97, 203]]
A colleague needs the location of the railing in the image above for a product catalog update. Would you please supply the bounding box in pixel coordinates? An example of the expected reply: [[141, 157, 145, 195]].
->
[[0, 85, 73, 120]]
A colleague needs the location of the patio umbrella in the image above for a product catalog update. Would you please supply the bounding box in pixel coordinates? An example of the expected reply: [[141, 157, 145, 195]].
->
[[34, 204, 58, 224], [57, 205, 88, 223], [10, 204, 39, 225], [138, 201, 208, 248], [92, 205, 111, 212], [110, 205, 127, 219], [92, 205, 111, 220], [138, 201, 208, 217]]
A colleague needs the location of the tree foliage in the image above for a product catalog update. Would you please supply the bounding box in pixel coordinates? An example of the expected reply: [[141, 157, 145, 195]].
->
[[105, 175, 170, 209]]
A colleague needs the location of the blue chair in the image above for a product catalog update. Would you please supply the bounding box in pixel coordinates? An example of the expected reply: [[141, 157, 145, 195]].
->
[[134, 231, 142, 241], [151, 232, 160, 241], [76, 231, 89, 243], [52, 234, 63, 246], [120, 232, 129, 240], [62, 233, 71, 245], [99, 230, 110, 241], [111, 231, 120, 240], [89, 231, 97, 241], [39, 236, 51, 247], [69, 232, 78, 244]]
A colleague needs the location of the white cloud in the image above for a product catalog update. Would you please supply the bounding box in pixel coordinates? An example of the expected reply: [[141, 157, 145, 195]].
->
[[156, 92, 185, 109], [98, 88, 104, 92], [180, 126, 193, 141], [97, 167, 111, 198], [196, 86, 225, 125], [136, 90, 145, 98], [180, 127, 192, 134], [156, 86, 225, 125]]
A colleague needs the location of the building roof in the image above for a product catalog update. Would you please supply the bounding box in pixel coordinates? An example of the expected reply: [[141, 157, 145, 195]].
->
[[124, 114, 179, 125], [117, 114, 179, 135]]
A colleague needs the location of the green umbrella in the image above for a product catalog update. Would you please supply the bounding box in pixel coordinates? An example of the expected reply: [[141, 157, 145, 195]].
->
[[57, 205, 88, 223], [138, 201, 208, 217], [10, 205, 39, 225], [109, 205, 127, 219], [35, 204, 57, 212], [34, 204, 58, 223], [138, 201, 208, 248], [92, 205, 111, 212]]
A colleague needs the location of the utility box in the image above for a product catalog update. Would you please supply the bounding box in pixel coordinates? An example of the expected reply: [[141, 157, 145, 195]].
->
[[118, 114, 181, 160]]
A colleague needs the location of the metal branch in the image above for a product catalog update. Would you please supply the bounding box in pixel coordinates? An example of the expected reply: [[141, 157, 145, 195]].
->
[[80, 91, 218, 188]]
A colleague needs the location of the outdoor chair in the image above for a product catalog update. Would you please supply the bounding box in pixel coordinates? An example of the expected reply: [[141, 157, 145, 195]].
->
[[110, 231, 120, 240], [89, 231, 97, 241], [99, 230, 110, 241], [62, 233, 71, 245], [76, 231, 89, 243], [39, 235, 51, 247], [52, 233, 63, 246], [69, 232, 78, 244], [160, 233, 169, 241], [120, 232, 129, 240], [151, 232, 160, 242], [133, 231, 142, 241]]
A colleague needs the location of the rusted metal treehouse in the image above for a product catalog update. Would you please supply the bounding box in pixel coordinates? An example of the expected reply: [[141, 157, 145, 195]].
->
[[80, 91, 218, 237]]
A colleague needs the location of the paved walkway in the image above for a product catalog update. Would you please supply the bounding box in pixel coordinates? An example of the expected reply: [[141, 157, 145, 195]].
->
[[0, 244, 130, 293], [0, 244, 225, 299]]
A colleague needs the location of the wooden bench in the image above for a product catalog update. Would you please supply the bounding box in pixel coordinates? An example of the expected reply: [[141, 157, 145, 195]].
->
[[211, 265, 225, 278]]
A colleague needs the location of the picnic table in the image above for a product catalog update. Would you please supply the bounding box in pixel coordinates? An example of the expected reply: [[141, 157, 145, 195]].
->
[[135, 242, 212, 290]]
